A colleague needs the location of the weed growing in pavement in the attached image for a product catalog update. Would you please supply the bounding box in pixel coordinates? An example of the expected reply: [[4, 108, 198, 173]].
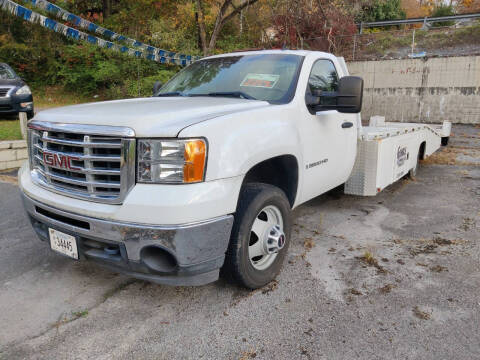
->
[[303, 238, 315, 251], [358, 251, 387, 274], [72, 310, 89, 319], [357, 250, 387, 274], [362, 251, 376, 265]]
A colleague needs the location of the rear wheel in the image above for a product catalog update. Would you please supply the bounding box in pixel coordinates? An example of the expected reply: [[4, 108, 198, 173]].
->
[[441, 137, 449, 146], [223, 183, 291, 289], [408, 147, 421, 179], [27, 110, 34, 120]]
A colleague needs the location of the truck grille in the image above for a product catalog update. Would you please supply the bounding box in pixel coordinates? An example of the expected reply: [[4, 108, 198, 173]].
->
[[28, 121, 136, 204], [0, 88, 11, 97]]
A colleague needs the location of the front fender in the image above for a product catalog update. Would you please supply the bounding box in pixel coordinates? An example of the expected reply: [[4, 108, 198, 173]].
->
[[179, 105, 303, 182]]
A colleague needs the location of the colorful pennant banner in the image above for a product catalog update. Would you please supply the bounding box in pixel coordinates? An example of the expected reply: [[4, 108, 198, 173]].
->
[[0, 0, 199, 66]]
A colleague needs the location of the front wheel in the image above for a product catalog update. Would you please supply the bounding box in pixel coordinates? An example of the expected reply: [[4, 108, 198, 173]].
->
[[223, 183, 292, 289]]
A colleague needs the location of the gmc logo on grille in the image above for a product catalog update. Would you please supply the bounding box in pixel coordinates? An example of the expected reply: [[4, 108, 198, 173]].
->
[[43, 152, 81, 171]]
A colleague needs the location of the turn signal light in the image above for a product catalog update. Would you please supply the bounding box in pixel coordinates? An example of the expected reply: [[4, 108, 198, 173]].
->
[[184, 140, 206, 183]]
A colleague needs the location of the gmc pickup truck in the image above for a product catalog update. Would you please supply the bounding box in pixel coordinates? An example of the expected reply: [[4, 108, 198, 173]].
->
[[19, 50, 451, 289]]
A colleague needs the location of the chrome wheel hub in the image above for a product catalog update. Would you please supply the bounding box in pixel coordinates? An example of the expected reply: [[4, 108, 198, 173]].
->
[[248, 205, 285, 271], [265, 225, 286, 254]]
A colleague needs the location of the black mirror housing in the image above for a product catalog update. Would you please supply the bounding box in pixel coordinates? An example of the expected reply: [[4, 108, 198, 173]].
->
[[305, 89, 325, 106], [307, 76, 363, 114], [153, 81, 163, 95], [306, 93, 320, 106], [336, 76, 363, 114]]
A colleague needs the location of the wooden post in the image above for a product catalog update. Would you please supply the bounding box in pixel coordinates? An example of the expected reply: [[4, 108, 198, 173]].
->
[[19, 112, 28, 140]]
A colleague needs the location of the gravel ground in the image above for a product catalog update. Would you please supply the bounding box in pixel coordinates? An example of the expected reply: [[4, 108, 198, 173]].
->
[[0, 125, 479, 360]]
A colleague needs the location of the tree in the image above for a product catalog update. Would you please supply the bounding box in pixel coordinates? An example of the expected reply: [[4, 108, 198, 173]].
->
[[268, 0, 357, 53], [102, 0, 113, 18], [431, 4, 455, 26], [401, 0, 429, 18], [358, 0, 406, 23], [195, 0, 260, 55]]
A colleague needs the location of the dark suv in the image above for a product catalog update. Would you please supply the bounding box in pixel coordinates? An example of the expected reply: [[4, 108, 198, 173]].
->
[[0, 63, 34, 119]]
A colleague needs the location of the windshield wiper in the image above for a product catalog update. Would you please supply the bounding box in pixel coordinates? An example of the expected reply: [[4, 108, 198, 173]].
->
[[158, 91, 257, 100], [203, 91, 257, 100], [156, 92, 188, 97]]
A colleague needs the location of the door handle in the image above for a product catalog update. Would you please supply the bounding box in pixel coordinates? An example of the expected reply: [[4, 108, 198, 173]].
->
[[342, 122, 353, 129]]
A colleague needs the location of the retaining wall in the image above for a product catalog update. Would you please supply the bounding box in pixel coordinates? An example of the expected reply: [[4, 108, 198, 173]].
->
[[0, 140, 27, 171], [348, 56, 480, 124]]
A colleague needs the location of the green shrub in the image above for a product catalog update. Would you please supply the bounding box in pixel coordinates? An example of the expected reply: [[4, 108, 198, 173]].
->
[[358, 0, 406, 23], [124, 71, 178, 98], [431, 5, 455, 27]]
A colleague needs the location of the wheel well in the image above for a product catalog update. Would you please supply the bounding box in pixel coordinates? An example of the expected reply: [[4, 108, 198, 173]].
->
[[242, 155, 298, 207], [419, 141, 426, 160]]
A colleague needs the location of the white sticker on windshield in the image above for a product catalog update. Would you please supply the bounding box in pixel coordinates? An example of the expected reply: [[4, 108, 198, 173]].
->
[[240, 73, 280, 89]]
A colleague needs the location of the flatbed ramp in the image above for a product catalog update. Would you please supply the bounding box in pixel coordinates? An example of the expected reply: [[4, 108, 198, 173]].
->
[[345, 117, 451, 196]]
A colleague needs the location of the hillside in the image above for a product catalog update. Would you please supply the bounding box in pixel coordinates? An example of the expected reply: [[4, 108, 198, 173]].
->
[[353, 22, 480, 61]]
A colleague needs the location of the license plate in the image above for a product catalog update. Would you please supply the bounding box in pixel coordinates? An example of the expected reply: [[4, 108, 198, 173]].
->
[[49, 228, 78, 260]]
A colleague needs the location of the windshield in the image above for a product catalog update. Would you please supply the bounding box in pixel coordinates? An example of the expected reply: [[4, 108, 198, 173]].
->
[[0, 64, 16, 80], [158, 54, 304, 104]]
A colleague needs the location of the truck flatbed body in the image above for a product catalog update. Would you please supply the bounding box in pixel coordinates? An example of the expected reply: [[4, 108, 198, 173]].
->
[[345, 117, 451, 196]]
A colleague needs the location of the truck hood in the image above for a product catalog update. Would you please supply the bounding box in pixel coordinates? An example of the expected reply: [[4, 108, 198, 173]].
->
[[34, 97, 270, 137]]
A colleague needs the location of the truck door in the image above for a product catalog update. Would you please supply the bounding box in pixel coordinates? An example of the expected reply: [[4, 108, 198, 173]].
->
[[299, 59, 357, 202]]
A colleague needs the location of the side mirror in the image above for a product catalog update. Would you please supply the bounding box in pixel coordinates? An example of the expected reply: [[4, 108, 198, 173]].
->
[[307, 76, 363, 114], [153, 81, 163, 95], [336, 76, 363, 114], [305, 89, 322, 106]]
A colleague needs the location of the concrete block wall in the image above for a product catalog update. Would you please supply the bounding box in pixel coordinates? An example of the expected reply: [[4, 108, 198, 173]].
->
[[347, 56, 480, 124], [0, 140, 27, 170]]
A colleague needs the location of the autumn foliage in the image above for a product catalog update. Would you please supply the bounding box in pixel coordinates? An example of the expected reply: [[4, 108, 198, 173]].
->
[[267, 0, 357, 53]]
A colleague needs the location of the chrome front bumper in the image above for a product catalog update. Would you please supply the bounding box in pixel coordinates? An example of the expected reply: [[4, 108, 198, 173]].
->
[[22, 192, 234, 286]]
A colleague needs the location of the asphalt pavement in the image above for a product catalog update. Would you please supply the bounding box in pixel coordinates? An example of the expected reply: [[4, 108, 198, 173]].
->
[[0, 125, 479, 360]]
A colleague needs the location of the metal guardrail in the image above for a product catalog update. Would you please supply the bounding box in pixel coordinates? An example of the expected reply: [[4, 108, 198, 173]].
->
[[357, 13, 480, 33]]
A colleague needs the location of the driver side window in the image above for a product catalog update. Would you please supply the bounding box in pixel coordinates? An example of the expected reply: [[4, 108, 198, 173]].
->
[[305, 60, 339, 110], [307, 60, 339, 94]]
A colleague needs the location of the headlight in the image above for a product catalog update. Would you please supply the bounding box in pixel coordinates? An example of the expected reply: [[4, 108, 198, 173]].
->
[[137, 139, 207, 184], [16, 85, 32, 95]]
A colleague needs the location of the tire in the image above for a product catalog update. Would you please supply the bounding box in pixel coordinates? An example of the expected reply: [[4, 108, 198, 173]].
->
[[408, 147, 420, 179], [27, 110, 34, 120], [223, 183, 292, 289], [441, 137, 449, 146]]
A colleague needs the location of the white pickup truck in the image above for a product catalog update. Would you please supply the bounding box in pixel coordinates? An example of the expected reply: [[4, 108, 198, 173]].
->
[[19, 50, 451, 289]]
